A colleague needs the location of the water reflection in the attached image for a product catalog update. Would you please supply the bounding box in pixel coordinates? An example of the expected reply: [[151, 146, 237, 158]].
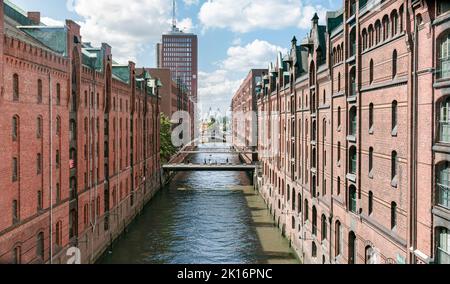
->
[[99, 144, 298, 264]]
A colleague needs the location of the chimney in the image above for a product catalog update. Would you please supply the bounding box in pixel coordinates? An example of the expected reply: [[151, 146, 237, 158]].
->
[[27, 12, 40, 25]]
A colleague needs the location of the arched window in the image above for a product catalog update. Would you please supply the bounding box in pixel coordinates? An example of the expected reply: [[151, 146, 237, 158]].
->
[[348, 231, 356, 264], [37, 79, 43, 104], [349, 106, 357, 136], [37, 153, 42, 175], [37, 190, 43, 211], [439, 32, 450, 79], [37, 116, 42, 138], [375, 20, 381, 44], [362, 29, 367, 50], [337, 45, 341, 63], [56, 83, 61, 105], [436, 227, 450, 264], [304, 199, 309, 221], [391, 202, 397, 230], [436, 162, 450, 209], [55, 221, 62, 247], [70, 120, 76, 141], [13, 74, 19, 101], [392, 50, 398, 78], [369, 147, 374, 175], [56, 116, 61, 136], [369, 103, 374, 131], [392, 101, 398, 133], [312, 206, 317, 236], [310, 61, 315, 86], [368, 25, 374, 48], [349, 28, 356, 57], [333, 47, 337, 65], [12, 116, 19, 141], [349, 146, 357, 175], [365, 246, 377, 264], [297, 193, 302, 213], [292, 189, 296, 211], [36, 232, 44, 260], [391, 10, 398, 37], [369, 59, 374, 84], [312, 242, 317, 258], [335, 221, 342, 256], [321, 214, 327, 241], [337, 106, 341, 128], [368, 191, 374, 215], [12, 157, 18, 182], [382, 15, 390, 41], [13, 246, 21, 264], [349, 67, 356, 97], [84, 91, 88, 108], [349, 185, 357, 213], [337, 141, 341, 163], [391, 151, 398, 182], [12, 200, 18, 224], [439, 97, 450, 143], [338, 72, 341, 92]]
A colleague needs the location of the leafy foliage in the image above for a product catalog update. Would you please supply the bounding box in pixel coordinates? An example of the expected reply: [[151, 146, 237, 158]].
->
[[160, 114, 177, 163]]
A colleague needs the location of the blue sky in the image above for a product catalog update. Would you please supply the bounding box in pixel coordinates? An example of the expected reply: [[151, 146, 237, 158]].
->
[[12, 0, 342, 113]]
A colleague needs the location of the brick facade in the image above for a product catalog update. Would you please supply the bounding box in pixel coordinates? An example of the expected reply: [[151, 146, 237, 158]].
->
[[255, 0, 450, 264], [0, 0, 162, 264]]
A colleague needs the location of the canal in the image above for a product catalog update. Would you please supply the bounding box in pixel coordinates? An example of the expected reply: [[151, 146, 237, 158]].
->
[[98, 144, 299, 264]]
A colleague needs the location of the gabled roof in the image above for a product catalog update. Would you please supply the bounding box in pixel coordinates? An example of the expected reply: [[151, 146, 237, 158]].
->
[[3, 1, 68, 55], [112, 65, 130, 84], [81, 43, 105, 72], [326, 10, 344, 35], [19, 26, 68, 56]]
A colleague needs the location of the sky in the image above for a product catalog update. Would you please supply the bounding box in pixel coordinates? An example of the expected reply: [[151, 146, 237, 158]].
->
[[12, 0, 342, 114]]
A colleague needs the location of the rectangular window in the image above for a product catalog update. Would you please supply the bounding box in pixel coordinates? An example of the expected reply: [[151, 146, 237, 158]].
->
[[12, 158, 18, 182], [37, 154, 42, 175]]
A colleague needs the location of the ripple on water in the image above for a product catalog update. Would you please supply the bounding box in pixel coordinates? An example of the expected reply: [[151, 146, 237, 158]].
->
[[99, 144, 287, 264]]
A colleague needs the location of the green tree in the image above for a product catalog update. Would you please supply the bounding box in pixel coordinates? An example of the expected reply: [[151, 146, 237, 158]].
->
[[160, 114, 177, 163]]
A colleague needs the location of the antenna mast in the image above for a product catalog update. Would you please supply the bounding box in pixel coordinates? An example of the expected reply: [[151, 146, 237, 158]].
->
[[172, 0, 177, 30]]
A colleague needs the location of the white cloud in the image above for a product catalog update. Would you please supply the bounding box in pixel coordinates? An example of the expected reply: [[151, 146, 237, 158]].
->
[[41, 17, 65, 27], [198, 40, 284, 112], [177, 18, 194, 33], [199, 0, 328, 33], [183, 0, 199, 5], [222, 40, 287, 72], [71, 0, 188, 64]]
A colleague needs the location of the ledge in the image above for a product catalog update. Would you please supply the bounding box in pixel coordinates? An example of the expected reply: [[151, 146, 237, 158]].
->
[[361, 32, 405, 56], [433, 144, 450, 154], [347, 135, 357, 143], [346, 173, 356, 183], [346, 55, 356, 65], [347, 95, 357, 103], [360, 77, 408, 93], [332, 91, 345, 98], [361, 214, 407, 248], [433, 13, 450, 26]]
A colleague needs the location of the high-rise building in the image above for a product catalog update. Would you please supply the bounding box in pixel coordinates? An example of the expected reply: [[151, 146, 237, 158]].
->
[[156, 2, 198, 103]]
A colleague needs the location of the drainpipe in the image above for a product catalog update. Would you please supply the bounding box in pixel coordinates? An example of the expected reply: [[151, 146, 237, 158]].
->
[[409, 3, 419, 265], [48, 71, 53, 264]]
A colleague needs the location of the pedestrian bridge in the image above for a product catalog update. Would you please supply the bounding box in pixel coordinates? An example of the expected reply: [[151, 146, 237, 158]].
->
[[162, 163, 257, 172]]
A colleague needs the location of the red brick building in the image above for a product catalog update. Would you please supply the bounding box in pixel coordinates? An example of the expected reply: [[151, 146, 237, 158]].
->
[[231, 69, 266, 163], [0, 0, 161, 264], [256, 0, 450, 264]]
